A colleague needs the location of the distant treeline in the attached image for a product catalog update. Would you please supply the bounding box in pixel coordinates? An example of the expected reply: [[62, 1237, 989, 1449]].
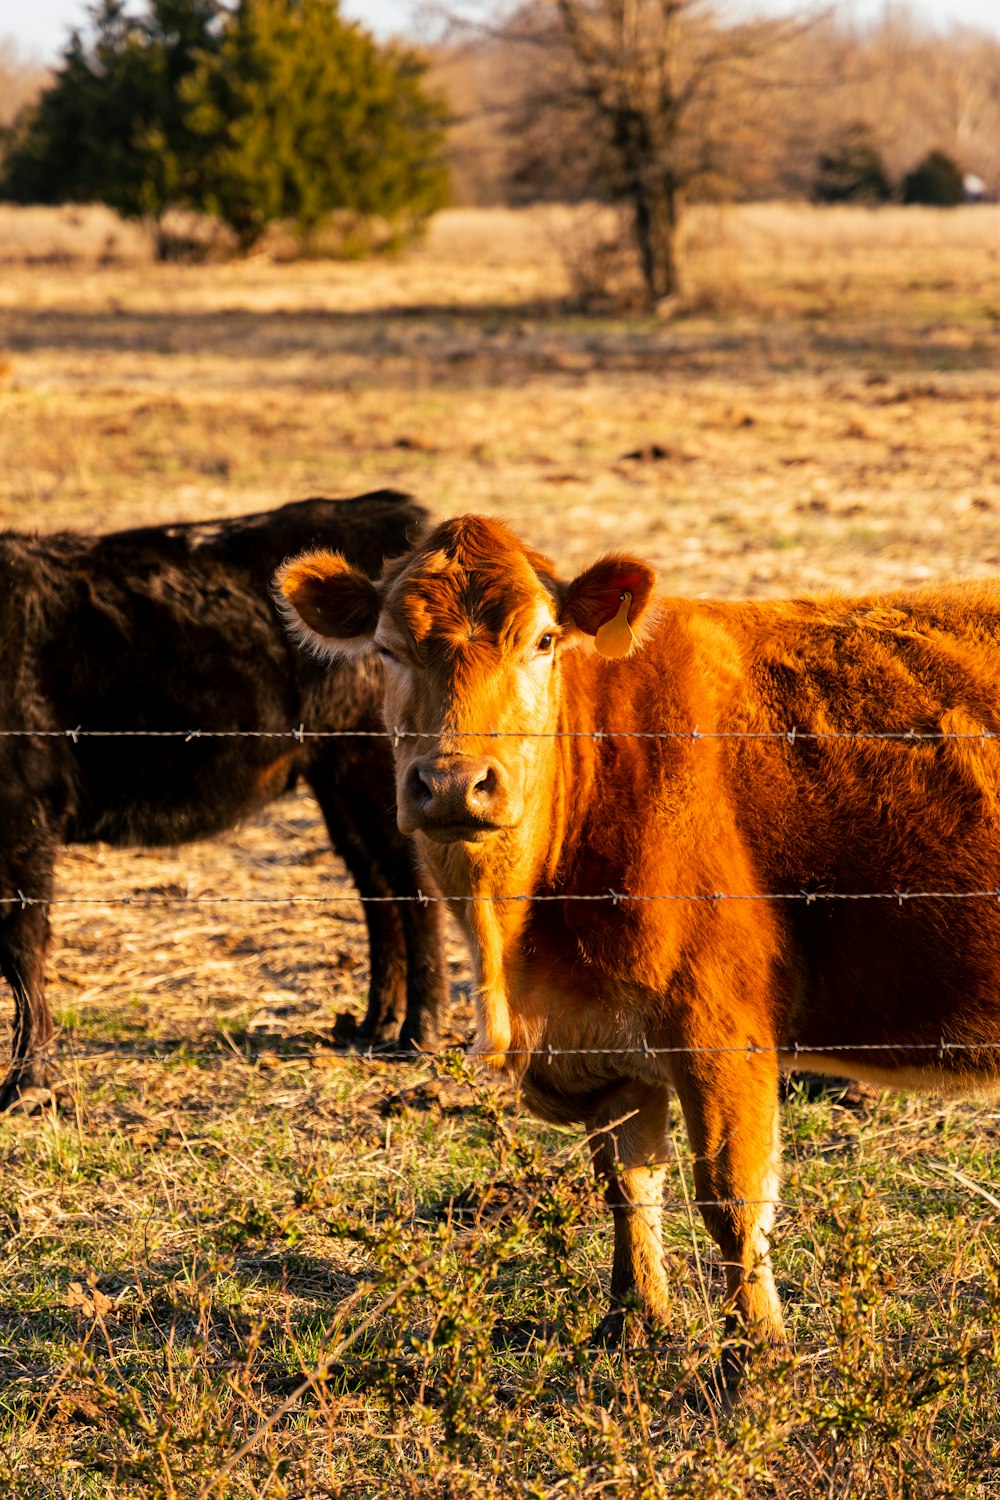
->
[[431, 7, 999, 208], [6, 5, 998, 215]]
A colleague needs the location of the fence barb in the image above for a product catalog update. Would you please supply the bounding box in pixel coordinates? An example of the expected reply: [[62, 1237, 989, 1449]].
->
[[0, 1325, 984, 1394]]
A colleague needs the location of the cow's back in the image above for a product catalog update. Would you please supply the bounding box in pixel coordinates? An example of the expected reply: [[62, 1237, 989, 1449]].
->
[[3, 493, 422, 846], [679, 583, 1000, 1070]]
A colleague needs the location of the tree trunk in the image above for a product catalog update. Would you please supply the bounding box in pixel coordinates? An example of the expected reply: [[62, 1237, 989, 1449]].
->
[[630, 172, 680, 305]]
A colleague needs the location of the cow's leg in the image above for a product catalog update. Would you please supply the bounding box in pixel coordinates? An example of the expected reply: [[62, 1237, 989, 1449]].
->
[[307, 774, 407, 1042], [587, 1082, 673, 1345], [396, 894, 446, 1050], [307, 764, 445, 1048], [672, 1047, 785, 1387], [0, 897, 53, 1111], [344, 878, 411, 1046]]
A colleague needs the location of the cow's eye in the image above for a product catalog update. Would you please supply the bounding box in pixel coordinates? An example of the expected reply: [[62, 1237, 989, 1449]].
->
[[375, 644, 398, 663], [536, 633, 554, 654]]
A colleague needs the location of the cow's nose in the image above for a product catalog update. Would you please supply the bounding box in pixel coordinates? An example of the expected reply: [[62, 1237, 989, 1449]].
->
[[405, 757, 506, 827], [471, 763, 498, 802]]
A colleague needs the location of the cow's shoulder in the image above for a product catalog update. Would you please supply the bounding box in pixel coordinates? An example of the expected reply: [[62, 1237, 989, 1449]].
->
[[158, 492, 426, 583]]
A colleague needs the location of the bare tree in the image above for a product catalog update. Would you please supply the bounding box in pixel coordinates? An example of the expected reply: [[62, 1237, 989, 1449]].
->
[[756, 11, 1000, 194], [485, 0, 807, 304], [431, 3, 1000, 299]]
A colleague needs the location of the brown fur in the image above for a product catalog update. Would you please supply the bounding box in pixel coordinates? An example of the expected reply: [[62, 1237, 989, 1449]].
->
[[279, 515, 1000, 1377]]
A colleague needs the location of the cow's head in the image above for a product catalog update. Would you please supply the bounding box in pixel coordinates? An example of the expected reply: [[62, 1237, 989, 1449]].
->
[[276, 516, 656, 846]]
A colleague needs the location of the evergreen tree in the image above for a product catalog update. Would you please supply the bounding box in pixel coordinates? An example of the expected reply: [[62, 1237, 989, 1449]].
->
[[902, 149, 964, 207], [184, 0, 447, 250], [1, 0, 447, 254], [0, 0, 218, 224], [813, 123, 892, 205]]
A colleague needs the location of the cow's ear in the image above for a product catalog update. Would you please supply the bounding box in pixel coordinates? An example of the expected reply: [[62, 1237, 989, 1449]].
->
[[559, 555, 657, 657], [274, 551, 380, 661]]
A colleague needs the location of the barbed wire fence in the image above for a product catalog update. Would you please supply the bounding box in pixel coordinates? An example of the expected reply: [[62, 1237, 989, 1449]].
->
[[5, 720, 1000, 1051], [3, 719, 1000, 1399]]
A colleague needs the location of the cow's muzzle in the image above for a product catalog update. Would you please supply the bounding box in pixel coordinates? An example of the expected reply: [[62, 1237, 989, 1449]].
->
[[399, 756, 513, 842]]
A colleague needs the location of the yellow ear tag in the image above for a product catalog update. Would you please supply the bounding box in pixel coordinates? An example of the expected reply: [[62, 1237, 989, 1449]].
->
[[595, 591, 633, 659]]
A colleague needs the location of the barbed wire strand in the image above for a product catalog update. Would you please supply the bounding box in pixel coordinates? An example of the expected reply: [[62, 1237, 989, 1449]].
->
[[0, 1190, 984, 1229], [2, 726, 1000, 743], [19, 1037, 1000, 1062], [8, 888, 1000, 908]]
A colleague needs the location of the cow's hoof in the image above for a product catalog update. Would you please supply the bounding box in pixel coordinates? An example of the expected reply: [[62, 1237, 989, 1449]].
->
[[330, 1010, 362, 1045], [8, 1084, 59, 1116], [355, 1026, 408, 1054], [682, 1337, 783, 1413], [0, 1065, 54, 1113], [683, 1370, 735, 1414], [591, 1302, 668, 1351], [590, 1310, 627, 1349], [335, 1010, 409, 1052], [678, 1351, 744, 1414], [396, 1022, 437, 1055], [355, 1018, 435, 1055]]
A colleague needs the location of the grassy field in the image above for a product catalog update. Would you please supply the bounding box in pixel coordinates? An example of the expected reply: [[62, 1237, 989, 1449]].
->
[[1, 202, 999, 1497]]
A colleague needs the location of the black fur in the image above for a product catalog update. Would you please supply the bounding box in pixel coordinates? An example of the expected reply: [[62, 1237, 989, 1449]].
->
[[0, 492, 446, 1108]]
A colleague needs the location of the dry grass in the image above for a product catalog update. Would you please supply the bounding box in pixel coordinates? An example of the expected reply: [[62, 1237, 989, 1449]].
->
[[1, 202, 1000, 1496], [2, 202, 998, 591], [0, 204, 153, 266]]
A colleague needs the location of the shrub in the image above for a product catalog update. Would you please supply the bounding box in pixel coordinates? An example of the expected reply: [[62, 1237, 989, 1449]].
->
[[0, 0, 448, 255], [813, 123, 892, 205], [184, 0, 448, 251], [902, 149, 964, 207]]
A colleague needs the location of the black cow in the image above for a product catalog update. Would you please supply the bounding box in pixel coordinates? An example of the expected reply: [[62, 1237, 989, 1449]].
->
[[0, 492, 447, 1108]]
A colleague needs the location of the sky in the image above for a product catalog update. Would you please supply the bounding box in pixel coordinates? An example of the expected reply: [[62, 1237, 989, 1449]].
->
[[3, 0, 999, 63]]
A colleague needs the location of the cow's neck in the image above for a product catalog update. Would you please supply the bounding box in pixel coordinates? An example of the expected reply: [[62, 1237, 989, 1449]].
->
[[418, 808, 555, 1071], [416, 671, 597, 1072]]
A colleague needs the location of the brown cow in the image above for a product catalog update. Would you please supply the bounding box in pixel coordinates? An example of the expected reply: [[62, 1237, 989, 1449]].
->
[[277, 514, 1000, 1382]]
